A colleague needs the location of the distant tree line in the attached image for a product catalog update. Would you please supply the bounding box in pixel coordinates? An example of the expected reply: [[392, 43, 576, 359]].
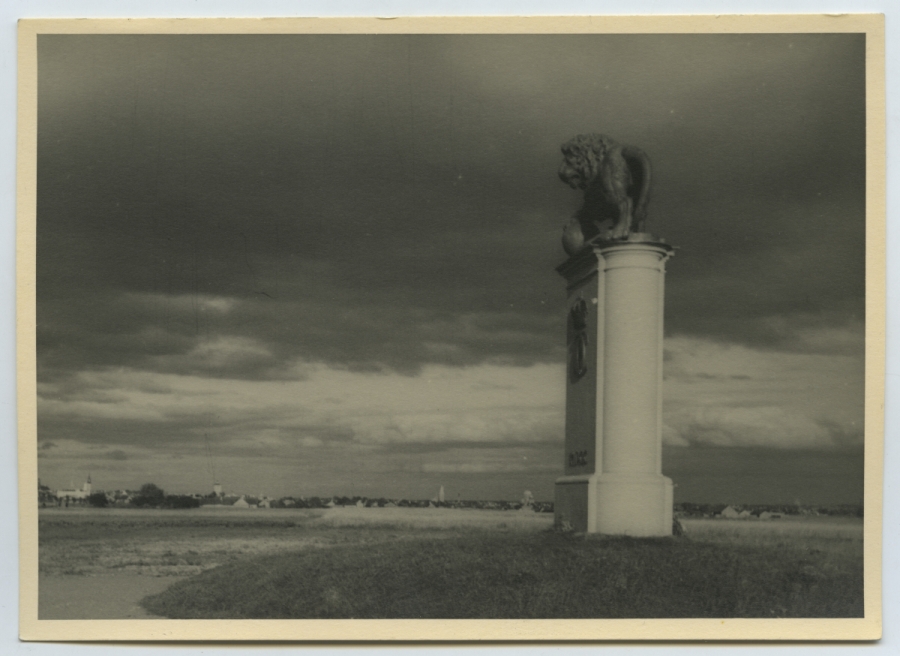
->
[[55, 485, 864, 518], [262, 496, 554, 512], [674, 502, 863, 518], [115, 483, 200, 509]]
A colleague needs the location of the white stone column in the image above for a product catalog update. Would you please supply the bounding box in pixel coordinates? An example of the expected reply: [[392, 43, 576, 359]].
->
[[554, 237, 674, 536]]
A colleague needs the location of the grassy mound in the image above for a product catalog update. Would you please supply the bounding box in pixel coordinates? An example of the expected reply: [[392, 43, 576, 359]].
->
[[141, 530, 862, 619]]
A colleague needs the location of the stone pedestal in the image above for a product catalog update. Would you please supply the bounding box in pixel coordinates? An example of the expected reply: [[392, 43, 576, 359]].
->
[[554, 236, 674, 536]]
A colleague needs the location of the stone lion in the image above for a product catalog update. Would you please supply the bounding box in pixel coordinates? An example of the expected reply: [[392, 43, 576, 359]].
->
[[558, 133, 652, 254]]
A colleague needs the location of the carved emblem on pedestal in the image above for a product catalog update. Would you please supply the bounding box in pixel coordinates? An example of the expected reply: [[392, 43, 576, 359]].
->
[[568, 298, 589, 382]]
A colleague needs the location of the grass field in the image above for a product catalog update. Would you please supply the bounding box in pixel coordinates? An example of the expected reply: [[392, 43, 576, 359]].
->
[[38, 506, 863, 619], [39, 506, 547, 578]]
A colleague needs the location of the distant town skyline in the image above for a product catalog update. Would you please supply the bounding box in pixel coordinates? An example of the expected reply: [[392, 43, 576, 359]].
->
[[36, 33, 865, 505], [42, 439, 865, 505]]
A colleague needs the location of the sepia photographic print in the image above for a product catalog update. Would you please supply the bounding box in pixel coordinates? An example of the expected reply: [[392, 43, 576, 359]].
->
[[17, 15, 884, 642]]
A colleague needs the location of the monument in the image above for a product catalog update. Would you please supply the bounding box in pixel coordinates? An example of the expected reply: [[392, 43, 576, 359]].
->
[[553, 133, 675, 537]]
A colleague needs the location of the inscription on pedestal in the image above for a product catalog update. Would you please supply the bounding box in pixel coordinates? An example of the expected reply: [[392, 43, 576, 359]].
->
[[568, 450, 589, 467]]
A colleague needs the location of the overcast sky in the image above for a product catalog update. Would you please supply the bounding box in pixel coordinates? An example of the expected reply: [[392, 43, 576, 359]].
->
[[35, 33, 866, 503]]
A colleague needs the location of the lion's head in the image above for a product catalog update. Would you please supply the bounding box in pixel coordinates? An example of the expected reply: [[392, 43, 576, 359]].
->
[[558, 133, 619, 190]]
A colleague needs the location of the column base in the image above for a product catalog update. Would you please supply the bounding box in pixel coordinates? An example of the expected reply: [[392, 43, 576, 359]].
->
[[555, 472, 673, 537]]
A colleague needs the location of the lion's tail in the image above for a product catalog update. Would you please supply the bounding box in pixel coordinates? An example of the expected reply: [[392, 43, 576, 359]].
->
[[622, 145, 652, 232]]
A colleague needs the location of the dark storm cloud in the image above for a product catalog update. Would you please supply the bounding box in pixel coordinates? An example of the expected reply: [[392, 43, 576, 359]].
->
[[37, 33, 866, 380], [37, 408, 304, 452], [37, 287, 562, 381]]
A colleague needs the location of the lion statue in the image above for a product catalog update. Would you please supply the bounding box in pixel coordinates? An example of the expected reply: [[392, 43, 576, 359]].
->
[[558, 133, 652, 254]]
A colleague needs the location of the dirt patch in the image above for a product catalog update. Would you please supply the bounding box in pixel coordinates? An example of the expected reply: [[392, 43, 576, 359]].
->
[[39, 506, 551, 619], [39, 574, 185, 619]]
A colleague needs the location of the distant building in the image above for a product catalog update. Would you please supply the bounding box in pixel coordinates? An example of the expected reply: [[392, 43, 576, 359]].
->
[[719, 505, 740, 519], [56, 474, 92, 503], [213, 483, 223, 497]]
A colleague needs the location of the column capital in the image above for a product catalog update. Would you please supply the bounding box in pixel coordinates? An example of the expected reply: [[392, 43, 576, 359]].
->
[[597, 239, 675, 272], [557, 235, 675, 283]]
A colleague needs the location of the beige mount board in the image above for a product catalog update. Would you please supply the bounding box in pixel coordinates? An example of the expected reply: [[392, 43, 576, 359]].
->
[[17, 14, 885, 643]]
